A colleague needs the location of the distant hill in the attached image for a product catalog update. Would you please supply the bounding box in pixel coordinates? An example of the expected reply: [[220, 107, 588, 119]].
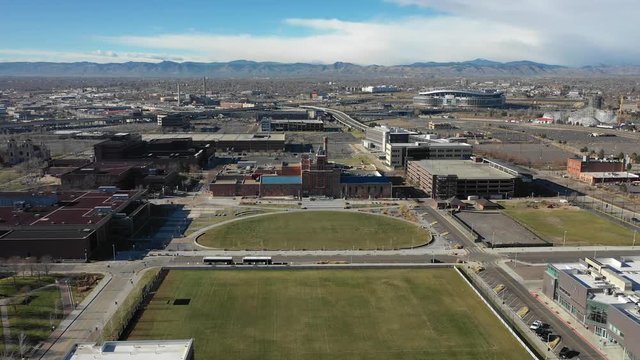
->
[[0, 59, 639, 78]]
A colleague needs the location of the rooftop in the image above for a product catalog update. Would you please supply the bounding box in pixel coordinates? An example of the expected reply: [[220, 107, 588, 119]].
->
[[260, 175, 302, 185], [142, 133, 285, 142], [411, 160, 516, 180], [64, 339, 193, 360]]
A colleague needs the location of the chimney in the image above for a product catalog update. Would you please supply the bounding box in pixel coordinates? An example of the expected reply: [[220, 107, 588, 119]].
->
[[177, 83, 181, 107]]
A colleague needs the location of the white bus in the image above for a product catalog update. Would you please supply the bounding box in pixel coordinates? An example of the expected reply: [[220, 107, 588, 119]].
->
[[203, 256, 234, 265], [242, 256, 272, 265]]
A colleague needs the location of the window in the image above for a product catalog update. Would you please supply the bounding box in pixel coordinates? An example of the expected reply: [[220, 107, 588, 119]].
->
[[608, 323, 624, 338]]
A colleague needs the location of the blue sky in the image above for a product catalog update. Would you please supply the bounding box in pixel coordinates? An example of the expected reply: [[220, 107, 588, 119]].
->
[[0, 0, 638, 65]]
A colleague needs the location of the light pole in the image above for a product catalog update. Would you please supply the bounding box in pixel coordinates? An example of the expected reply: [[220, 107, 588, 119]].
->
[[633, 230, 637, 248], [112, 243, 116, 261], [563, 230, 567, 247]]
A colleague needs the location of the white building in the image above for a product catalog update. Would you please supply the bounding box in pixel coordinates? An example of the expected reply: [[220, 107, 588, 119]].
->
[[64, 339, 194, 360]]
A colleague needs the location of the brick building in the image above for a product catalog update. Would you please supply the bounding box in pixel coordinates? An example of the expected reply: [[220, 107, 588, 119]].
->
[[567, 157, 625, 177], [0, 190, 148, 260]]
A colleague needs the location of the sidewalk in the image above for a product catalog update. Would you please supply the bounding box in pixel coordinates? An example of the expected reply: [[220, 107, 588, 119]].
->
[[529, 290, 624, 360]]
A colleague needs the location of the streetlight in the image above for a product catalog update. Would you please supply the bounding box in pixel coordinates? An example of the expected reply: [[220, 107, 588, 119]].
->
[[112, 243, 116, 261], [633, 230, 637, 248], [563, 230, 567, 247]]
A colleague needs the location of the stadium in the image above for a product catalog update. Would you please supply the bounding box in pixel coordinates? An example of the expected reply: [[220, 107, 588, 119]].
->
[[413, 89, 506, 108]]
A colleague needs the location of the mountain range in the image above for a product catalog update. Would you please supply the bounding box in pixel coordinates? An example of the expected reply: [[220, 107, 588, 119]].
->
[[1, 59, 639, 78]]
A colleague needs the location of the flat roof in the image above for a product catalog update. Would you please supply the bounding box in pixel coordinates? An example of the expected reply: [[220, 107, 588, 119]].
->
[[142, 133, 285, 142], [341, 176, 390, 184], [411, 160, 516, 180], [0, 190, 140, 227], [582, 172, 639, 179], [261, 175, 302, 184], [64, 339, 193, 360]]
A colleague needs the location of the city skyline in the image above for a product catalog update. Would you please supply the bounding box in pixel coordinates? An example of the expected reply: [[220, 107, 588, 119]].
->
[[1, 0, 639, 66]]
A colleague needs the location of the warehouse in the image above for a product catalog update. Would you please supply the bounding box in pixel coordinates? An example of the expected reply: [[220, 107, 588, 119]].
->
[[406, 159, 516, 199]]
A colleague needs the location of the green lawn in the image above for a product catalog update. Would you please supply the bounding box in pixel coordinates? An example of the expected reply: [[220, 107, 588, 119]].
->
[[127, 269, 531, 360], [7, 286, 61, 348], [504, 203, 636, 246], [0, 276, 57, 299], [196, 211, 430, 250]]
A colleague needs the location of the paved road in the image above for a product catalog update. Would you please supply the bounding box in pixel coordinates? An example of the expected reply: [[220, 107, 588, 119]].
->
[[491, 266, 605, 360]]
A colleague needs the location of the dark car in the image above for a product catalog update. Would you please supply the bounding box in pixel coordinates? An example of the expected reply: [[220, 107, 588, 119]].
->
[[559, 346, 579, 359]]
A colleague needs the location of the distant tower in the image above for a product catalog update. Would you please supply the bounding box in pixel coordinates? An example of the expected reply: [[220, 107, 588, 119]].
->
[[177, 83, 181, 107], [203, 77, 207, 98]]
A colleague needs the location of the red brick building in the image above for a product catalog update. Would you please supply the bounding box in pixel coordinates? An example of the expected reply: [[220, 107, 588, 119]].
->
[[567, 157, 625, 177]]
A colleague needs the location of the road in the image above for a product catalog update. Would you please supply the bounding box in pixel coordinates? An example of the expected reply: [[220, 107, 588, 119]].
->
[[301, 105, 368, 131]]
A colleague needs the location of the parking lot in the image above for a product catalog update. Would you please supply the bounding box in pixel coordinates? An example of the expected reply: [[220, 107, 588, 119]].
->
[[455, 212, 550, 247]]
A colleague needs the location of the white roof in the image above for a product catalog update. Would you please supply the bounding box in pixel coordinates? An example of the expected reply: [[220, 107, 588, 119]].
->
[[65, 340, 193, 360]]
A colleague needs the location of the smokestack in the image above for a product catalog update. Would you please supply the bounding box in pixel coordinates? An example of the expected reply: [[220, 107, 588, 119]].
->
[[323, 136, 328, 158], [203, 77, 207, 98], [177, 83, 181, 107]]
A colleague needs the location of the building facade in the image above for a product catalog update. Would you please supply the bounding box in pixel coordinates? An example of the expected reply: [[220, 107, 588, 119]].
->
[[413, 90, 505, 108], [543, 257, 640, 360], [406, 159, 516, 199]]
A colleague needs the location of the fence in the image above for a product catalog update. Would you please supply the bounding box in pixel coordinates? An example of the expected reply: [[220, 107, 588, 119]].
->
[[459, 266, 557, 360]]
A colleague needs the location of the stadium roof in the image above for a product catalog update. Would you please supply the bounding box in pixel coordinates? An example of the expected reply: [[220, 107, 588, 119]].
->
[[417, 89, 504, 97]]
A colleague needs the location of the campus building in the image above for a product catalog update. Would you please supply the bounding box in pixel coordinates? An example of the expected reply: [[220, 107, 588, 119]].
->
[[60, 162, 179, 192], [142, 133, 285, 153], [210, 138, 391, 199], [64, 339, 194, 360], [543, 257, 640, 360], [94, 133, 215, 170], [0, 189, 149, 260], [413, 89, 506, 108], [406, 158, 517, 199]]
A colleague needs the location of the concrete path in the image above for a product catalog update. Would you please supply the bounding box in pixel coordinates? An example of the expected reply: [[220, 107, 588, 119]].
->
[[1, 303, 10, 347]]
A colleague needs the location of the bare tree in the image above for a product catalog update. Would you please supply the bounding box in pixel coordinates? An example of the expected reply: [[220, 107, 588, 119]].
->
[[1, 347, 16, 360], [17, 332, 28, 358], [40, 255, 53, 276]]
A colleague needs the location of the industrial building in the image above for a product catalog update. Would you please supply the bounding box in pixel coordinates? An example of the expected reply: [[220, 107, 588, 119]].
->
[[260, 118, 324, 132], [0, 189, 148, 260], [566, 156, 634, 185], [94, 133, 215, 170], [361, 85, 399, 93], [60, 162, 178, 192], [413, 89, 505, 108], [543, 257, 640, 360], [210, 138, 391, 199], [406, 158, 517, 199], [64, 339, 194, 360], [141, 133, 285, 152], [156, 113, 190, 128], [2, 138, 51, 165]]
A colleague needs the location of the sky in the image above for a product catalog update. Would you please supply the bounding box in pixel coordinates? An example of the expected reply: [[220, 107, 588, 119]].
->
[[0, 0, 638, 66]]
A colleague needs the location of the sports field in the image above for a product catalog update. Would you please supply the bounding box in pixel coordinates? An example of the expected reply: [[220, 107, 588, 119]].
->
[[504, 202, 635, 246], [196, 211, 430, 250], [126, 269, 532, 360]]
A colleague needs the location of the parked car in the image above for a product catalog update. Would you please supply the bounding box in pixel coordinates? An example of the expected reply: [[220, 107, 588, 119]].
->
[[530, 320, 544, 330], [559, 346, 579, 359]]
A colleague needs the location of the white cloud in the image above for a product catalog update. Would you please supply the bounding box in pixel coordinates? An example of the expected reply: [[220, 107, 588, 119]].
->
[[0, 48, 185, 63], [4, 1, 640, 65], [102, 16, 543, 65]]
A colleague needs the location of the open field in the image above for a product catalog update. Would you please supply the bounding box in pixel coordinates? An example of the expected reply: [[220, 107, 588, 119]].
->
[[196, 211, 429, 250], [126, 269, 532, 360], [503, 201, 636, 246]]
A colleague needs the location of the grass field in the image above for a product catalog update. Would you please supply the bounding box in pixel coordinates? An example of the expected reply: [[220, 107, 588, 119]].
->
[[196, 211, 430, 250], [127, 269, 531, 360], [503, 202, 636, 246]]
